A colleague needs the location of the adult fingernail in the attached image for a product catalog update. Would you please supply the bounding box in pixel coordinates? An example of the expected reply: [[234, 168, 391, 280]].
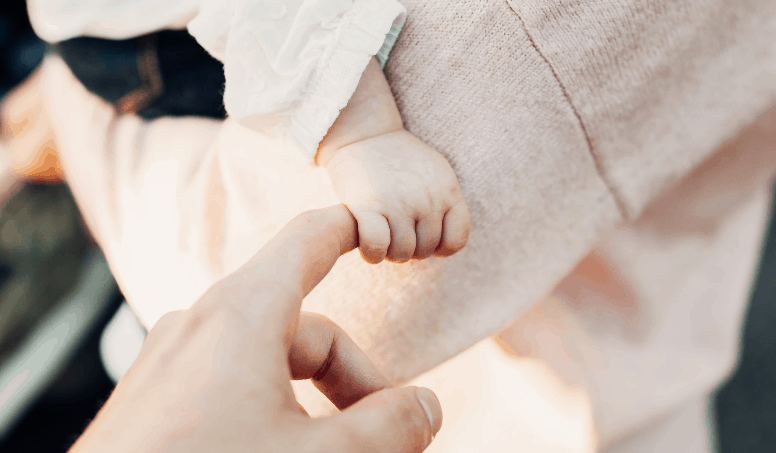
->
[[415, 387, 443, 437]]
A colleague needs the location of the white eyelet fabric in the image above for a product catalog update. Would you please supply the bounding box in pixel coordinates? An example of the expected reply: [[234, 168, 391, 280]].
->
[[28, 0, 406, 159], [191, 0, 406, 159]]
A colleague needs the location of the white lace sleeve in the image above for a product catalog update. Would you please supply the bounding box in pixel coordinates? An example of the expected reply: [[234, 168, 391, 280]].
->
[[188, 0, 406, 159]]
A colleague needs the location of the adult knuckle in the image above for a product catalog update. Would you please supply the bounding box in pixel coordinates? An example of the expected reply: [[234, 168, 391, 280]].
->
[[156, 311, 182, 328], [143, 312, 179, 345]]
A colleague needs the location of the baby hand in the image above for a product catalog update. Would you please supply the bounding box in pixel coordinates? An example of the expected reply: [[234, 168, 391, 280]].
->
[[322, 130, 469, 264], [317, 57, 469, 263]]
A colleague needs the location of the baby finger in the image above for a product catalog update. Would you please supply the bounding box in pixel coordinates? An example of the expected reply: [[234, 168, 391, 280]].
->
[[435, 201, 470, 257], [386, 216, 416, 263], [413, 215, 443, 260], [354, 210, 391, 264]]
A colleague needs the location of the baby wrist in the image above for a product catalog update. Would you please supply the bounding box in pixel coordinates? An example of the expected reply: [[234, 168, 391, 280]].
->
[[316, 57, 403, 166]]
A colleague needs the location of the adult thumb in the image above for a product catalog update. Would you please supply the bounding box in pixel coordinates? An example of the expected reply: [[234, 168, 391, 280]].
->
[[331, 386, 443, 453]]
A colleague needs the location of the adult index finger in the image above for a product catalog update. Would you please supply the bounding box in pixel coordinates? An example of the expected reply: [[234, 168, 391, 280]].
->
[[194, 205, 357, 344]]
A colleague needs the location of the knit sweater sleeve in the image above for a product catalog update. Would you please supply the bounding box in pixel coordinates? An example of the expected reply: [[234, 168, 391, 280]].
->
[[188, 0, 406, 160]]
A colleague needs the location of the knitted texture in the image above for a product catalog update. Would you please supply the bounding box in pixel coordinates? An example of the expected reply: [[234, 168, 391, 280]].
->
[[508, 0, 776, 217], [43, 0, 776, 386]]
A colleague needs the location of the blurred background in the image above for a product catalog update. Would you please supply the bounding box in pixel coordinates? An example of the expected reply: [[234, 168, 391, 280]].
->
[[0, 2, 122, 451], [0, 1, 773, 451]]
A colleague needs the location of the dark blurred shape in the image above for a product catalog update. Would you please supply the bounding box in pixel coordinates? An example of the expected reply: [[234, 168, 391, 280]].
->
[[7, 36, 44, 80], [0, 184, 89, 363], [0, 1, 43, 98], [0, 4, 129, 452], [716, 183, 776, 452], [56, 30, 226, 119], [0, 291, 121, 453]]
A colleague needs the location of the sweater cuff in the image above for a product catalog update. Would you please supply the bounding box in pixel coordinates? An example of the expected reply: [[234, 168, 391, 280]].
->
[[376, 16, 404, 69]]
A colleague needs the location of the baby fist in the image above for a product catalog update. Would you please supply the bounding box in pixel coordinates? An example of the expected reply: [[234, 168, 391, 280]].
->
[[323, 130, 469, 264]]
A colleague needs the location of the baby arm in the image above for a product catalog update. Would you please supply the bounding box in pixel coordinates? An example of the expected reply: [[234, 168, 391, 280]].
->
[[317, 58, 470, 264]]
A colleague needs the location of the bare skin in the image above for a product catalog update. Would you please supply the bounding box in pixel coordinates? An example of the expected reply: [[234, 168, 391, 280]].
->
[[69, 206, 442, 453], [318, 58, 470, 264]]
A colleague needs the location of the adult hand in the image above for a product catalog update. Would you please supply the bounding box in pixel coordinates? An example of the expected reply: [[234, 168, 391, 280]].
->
[[69, 206, 442, 452]]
